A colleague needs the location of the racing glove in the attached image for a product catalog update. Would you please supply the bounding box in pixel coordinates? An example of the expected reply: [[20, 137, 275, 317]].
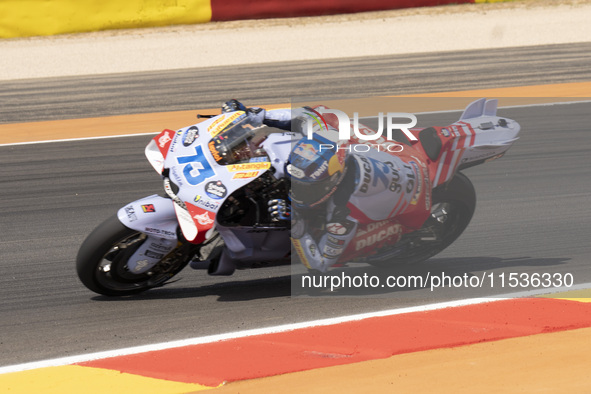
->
[[268, 199, 291, 221], [221, 99, 247, 113]]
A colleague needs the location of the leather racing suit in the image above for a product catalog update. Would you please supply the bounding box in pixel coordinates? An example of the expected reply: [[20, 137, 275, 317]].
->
[[238, 104, 432, 272]]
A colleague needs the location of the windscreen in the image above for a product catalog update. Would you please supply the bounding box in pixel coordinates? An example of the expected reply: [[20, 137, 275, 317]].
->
[[207, 116, 270, 165]]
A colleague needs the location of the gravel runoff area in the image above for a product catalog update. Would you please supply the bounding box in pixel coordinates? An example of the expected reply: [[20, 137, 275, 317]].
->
[[0, 0, 590, 81]]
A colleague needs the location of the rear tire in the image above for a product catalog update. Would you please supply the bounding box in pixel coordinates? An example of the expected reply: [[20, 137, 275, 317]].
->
[[370, 172, 476, 266], [76, 215, 192, 296]]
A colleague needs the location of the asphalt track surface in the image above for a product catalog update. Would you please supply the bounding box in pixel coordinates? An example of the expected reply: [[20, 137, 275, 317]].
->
[[1, 42, 591, 367]]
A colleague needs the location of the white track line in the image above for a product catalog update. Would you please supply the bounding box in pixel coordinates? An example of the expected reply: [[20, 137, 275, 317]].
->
[[0, 132, 159, 147], [1, 99, 590, 148], [1, 282, 589, 375]]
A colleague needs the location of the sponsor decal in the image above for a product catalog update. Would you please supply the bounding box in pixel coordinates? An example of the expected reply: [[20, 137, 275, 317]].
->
[[197, 199, 220, 210], [286, 164, 305, 179], [355, 220, 389, 236], [194, 195, 221, 210], [141, 204, 156, 213], [327, 235, 345, 246], [441, 128, 451, 137], [183, 202, 217, 242], [194, 211, 214, 226], [158, 131, 172, 148], [396, 162, 416, 196], [355, 223, 401, 251], [226, 162, 271, 172], [170, 167, 184, 187], [182, 126, 199, 146], [208, 112, 244, 137], [155, 129, 175, 157], [310, 161, 328, 179], [383, 161, 403, 194], [359, 156, 372, 193], [421, 161, 431, 210], [124, 206, 137, 222], [204, 180, 227, 199], [208, 140, 223, 162], [309, 244, 317, 257], [293, 143, 317, 161], [144, 250, 164, 259], [233, 171, 259, 179], [145, 227, 176, 237], [323, 244, 342, 258], [150, 242, 172, 252], [169, 131, 180, 153], [292, 238, 311, 269], [409, 161, 422, 205]]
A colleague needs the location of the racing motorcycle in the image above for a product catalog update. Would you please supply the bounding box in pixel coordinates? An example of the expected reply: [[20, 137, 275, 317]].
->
[[76, 98, 520, 296]]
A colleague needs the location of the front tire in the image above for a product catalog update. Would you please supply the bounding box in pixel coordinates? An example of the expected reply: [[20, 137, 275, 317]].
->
[[76, 215, 192, 296]]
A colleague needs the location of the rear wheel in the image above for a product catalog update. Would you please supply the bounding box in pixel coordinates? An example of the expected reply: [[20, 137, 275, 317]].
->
[[76, 215, 195, 296], [369, 172, 476, 266]]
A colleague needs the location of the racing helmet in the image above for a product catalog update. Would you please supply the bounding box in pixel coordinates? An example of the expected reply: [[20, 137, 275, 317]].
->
[[288, 135, 348, 208]]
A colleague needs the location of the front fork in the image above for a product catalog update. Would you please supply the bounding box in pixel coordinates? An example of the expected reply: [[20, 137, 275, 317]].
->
[[117, 194, 179, 274]]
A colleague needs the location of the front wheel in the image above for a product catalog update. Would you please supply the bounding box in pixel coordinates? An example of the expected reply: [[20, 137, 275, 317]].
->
[[76, 215, 195, 296], [369, 172, 476, 266]]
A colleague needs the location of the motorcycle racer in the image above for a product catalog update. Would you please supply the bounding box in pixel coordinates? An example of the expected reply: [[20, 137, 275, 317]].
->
[[75, 97, 516, 296], [221, 100, 432, 272]]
